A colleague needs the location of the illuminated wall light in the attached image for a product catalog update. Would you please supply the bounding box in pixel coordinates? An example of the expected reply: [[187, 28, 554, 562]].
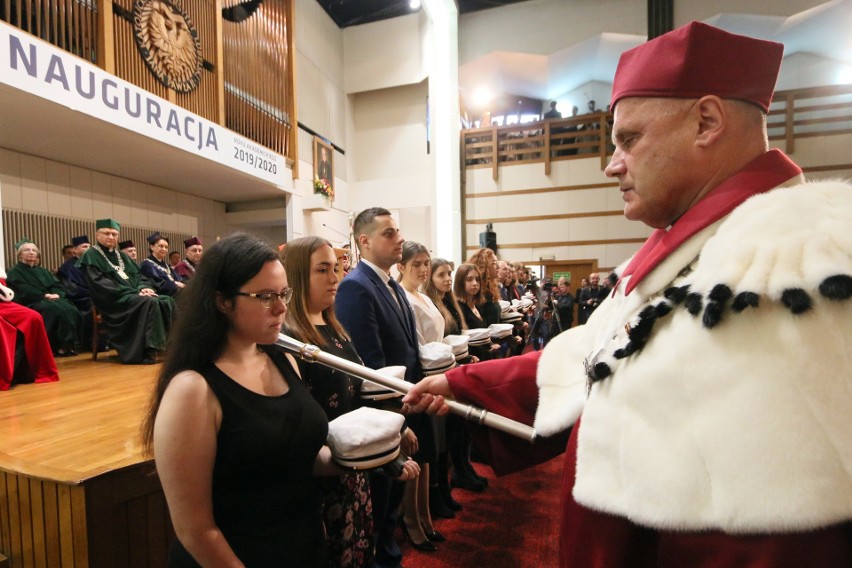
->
[[410, 0, 421, 9], [837, 66, 852, 85]]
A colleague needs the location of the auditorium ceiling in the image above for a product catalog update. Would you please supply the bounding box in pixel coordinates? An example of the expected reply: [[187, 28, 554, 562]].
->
[[458, 0, 852, 104], [316, 0, 531, 28]]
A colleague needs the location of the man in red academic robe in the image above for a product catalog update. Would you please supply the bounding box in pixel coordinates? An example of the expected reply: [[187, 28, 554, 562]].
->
[[404, 22, 852, 568]]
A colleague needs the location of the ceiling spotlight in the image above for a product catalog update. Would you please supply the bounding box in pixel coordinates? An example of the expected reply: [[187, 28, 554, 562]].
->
[[472, 87, 492, 107], [410, 0, 421, 9]]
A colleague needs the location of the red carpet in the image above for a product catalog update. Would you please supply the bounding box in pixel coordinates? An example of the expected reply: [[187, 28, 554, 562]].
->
[[402, 457, 563, 568]]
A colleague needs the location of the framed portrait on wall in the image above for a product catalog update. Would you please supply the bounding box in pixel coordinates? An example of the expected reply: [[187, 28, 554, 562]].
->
[[313, 136, 334, 201]]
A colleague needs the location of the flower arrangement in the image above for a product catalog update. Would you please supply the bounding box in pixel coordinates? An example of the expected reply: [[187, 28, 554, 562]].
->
[[314, 176, 334, 201]]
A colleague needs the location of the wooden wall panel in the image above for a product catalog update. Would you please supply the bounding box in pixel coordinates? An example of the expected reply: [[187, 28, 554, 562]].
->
[[0, 474, 88, 568]]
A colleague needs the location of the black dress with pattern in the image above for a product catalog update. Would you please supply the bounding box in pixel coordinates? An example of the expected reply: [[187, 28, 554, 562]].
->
[[167, 346, 329, 568], [287, 325, 375, 568]]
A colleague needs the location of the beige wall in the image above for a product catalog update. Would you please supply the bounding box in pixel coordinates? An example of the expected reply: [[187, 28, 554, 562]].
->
[[0, 147, 233, 270], [464, 156, 652, 270], [343, 13, 428, 95], [346, 81, 435, 248]]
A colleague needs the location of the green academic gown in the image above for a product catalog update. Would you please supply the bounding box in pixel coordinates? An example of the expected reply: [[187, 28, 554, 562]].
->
[[6, 262, 82, 354], [78, 245, 174, 364]]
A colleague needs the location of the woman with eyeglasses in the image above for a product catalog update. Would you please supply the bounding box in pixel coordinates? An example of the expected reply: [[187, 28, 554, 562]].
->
[[280, 236, 376, 567], [142, 233, 416, 568]]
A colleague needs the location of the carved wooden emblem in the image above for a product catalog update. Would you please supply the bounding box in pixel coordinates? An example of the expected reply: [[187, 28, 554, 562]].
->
[[133, 0, 203, 92]]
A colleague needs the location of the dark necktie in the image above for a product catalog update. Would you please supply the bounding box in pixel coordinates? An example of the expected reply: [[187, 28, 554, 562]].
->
[[388, 278, 406, 315]]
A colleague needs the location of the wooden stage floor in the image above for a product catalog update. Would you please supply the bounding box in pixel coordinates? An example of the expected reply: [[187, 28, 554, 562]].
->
[[0, 351, 159, 484], [0, 352, 171, 568]]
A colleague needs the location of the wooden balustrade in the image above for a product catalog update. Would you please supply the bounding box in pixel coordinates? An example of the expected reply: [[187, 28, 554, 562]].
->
[[463, 84, 852, 179], [462, 113, 613, 180]]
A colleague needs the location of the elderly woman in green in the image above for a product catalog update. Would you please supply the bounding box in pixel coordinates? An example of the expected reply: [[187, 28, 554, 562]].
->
[[7, 239, 82, 356]]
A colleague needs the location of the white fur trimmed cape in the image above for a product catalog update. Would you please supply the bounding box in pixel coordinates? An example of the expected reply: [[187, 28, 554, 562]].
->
[[536, 180, 852, 533]]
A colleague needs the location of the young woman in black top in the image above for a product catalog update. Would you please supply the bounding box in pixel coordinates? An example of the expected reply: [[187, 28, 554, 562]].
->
[[142, 234, 417, 568]]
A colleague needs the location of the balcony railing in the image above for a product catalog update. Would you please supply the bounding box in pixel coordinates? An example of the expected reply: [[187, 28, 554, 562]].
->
[[462, 84, 852, 180]]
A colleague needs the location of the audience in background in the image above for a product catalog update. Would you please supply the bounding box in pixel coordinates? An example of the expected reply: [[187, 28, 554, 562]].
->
[[574, 277, 588, 309], [577, 272, 607, 325], [79, 219, 174, 364], [168, 251, 181, 269], [550, 277, 574, 335], [7, 239, 82, 357], [543, 101, 561, 119]]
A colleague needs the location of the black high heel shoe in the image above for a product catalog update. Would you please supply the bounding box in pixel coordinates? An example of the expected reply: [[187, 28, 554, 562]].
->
[[400, 520, 438, 552], [424, 529, 446, 543]]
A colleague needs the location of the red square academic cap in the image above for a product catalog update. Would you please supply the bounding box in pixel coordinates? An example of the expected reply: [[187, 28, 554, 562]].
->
[[611, 21, 784, 113]]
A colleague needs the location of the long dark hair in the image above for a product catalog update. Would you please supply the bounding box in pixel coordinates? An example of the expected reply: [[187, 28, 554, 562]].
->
[[281, 236, 349, 347], [424, 258, 466, 334], [454, 263, 483, 307], [141, 233, 279, 453]]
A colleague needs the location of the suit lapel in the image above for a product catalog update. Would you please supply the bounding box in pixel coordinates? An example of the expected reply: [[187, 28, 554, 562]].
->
[[359, 264, 414, 340]]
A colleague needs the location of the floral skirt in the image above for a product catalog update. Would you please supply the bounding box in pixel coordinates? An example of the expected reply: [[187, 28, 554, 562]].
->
[[320, 471, 374, 568]]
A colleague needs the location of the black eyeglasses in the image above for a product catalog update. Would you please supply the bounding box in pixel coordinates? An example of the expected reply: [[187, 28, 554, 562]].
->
[[235, 289, 293, 308]]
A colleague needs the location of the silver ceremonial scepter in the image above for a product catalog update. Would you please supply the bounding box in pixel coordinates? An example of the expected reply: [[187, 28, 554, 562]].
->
[[276, 333, 537, 443]]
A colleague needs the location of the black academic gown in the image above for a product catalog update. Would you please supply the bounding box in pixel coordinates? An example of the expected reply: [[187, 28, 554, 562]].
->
[[57, 257, 92, 313], [140, 255, 183, 296], [78, 245, 174, 363], [57, 256, 99, 351]]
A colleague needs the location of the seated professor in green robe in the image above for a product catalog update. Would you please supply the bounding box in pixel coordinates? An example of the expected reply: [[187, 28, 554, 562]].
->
[[78, 219, 175, 364], [7, 238, 82, 357]]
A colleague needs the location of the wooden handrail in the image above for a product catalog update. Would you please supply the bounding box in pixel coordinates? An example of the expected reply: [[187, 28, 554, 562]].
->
[[462, 83, 852, 179]]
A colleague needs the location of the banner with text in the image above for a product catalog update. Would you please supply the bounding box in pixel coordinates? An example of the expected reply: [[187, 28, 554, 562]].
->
[[0, 21, 286, 186]]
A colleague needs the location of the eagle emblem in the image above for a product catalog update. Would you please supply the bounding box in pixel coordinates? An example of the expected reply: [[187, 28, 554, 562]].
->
[[133, 0, 203, 93]]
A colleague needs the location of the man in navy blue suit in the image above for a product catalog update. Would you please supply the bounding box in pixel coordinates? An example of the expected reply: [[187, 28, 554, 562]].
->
[[336, 207, 420, 568]]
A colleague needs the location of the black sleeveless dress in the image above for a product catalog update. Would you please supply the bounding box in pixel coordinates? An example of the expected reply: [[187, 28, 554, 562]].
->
[[167, 347, 329, 568]]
